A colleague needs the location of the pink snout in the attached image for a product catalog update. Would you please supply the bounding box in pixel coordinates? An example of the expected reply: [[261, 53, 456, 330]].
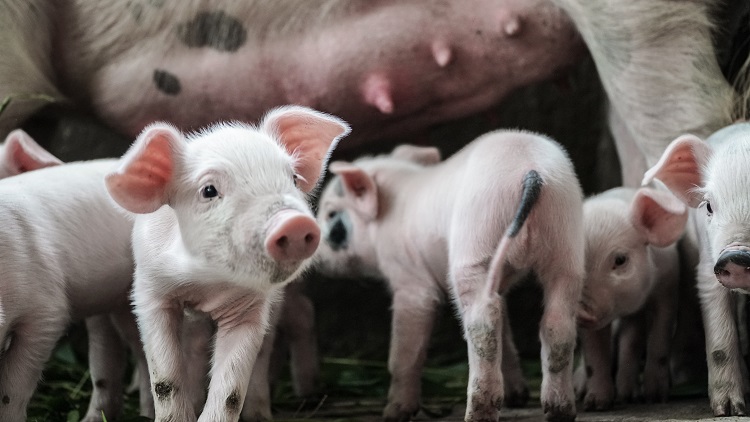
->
[[714, 249, 750, 290], [265, 210, 321, 263]]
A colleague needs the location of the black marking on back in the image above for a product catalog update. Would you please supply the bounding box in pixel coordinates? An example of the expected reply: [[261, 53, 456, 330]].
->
[[507, 170, 543, 238], [176, 11, 247, 52], [153, 69, 181, 95]]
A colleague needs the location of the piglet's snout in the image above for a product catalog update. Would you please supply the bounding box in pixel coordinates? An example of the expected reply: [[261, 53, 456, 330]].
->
[[265, 210, 321, 263], [714, 250, 750, 290]]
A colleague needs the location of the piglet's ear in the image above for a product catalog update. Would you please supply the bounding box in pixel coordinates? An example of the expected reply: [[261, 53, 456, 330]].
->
[[642, 134, 711, 208], [262, 106, 351, 193], [329, 162, 378, 220], [2, 129, 62, 175], [391, 144, 442, 166], [105, 123, 183, 214], [630, 187, 688, 247]]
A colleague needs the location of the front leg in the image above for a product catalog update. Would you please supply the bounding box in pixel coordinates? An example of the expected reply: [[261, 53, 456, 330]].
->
[[199, 318, 268, 422], [642, 283, 678, 403], [384, 287, 438, 422], [580, 324, 614, 410], [134, 295, 194, 422], [698, 266, 746, 416]]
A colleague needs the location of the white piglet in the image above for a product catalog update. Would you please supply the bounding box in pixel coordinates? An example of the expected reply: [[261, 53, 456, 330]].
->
[[0, 158, 138, 422], [643, 122, 750, 416], [575, 187, 686, 409], [105, 106, 349, 422], [315, 132, 585, 422]]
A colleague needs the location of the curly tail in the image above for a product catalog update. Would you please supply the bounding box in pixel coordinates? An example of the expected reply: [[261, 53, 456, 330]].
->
[[484, 170, 543, 297]]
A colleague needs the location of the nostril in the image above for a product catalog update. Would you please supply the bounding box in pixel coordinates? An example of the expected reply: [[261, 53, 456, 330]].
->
[[276, 235, 289, 249], [715, 250, 750, 274], [304, 233, 315, 244]]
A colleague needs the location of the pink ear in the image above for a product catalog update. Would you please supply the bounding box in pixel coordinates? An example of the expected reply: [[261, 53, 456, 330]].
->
[[329, 162, 378, 220], [105, 123, 183, 214], [391, 144, 442, 166], [630, 187, 688, 247], [261, 106, 350, 193], [3, 129, 62, 175], [642, 134, 711, 207]]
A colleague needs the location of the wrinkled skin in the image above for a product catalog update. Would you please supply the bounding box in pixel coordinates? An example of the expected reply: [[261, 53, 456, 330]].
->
[[316, 133, 584, 422]]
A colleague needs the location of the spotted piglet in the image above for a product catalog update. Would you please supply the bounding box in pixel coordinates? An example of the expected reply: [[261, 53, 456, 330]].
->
[[574, 187, 686, 410], [315, 132, 585, 422], [105, 106, 349, 422], [642, 122, 750, 416]]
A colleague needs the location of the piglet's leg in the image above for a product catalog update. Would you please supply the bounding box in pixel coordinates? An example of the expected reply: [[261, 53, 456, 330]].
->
[[615, 317, 644, 403], [199, 317, 268, 422], [580, 324, 614, 411], [538, 276, 578, 422], [281, 282, 319, 398], [500, 309, 529, 408], [642, 275, 679, 403], [135, 299, 194, 422], [110, 310, 154, 418], [0, 316, 66, 422], [453, 273, 504, 422], [384, 285, 438, 422], [698, 265, 746, 416], [83, 315, 126, 422], [241, 301, 281, 422]]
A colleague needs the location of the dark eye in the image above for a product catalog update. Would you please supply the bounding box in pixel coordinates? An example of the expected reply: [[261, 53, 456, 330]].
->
[[706, 201, 713, 215], [327, 210, 337, 220], [201, 185, 218, 199], [293, 174, 298, 187], [613, 254, 628, 269]]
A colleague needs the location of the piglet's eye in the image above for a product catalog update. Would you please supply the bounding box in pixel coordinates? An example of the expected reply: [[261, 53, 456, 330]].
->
[[293, 174, 298, 187], [202, 185, 219, 199], [613, 254, 628, 269], [706, 201, 713, 215]]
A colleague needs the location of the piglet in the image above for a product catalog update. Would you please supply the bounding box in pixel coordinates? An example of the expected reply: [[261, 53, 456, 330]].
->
[[0, 157, 139, 421], [315, 131, 585, 422], [0, 130, 151, 422], [574, 187, 686, 410], [643, 122, 750, 415], [105, 105, 349, 422]]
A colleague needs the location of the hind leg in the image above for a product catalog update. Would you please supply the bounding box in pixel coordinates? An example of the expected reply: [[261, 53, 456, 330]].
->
[[452, 263, 505, 422], [83, 315, 126, 422], [537, 274, 580, 422], [0, 315, 67, 422]]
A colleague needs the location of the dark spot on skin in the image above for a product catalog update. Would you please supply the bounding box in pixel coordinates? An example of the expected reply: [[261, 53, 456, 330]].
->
[[226, 390, 241, 412], [586, 365, 593, 378], [95, 379, 107, 389], [657, 356, 668, 367], [153, 70, 181, 95], [467, 323, 498, 361], [154, 381, 174, 401], [2, 395, 9, 404], [507, 170, 543, 237], [712, 350, 728, 367], [176, 11, 247, 52], [547, 342, 573, 374]]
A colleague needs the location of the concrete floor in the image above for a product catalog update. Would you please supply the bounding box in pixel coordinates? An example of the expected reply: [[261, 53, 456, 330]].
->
[[271, 396, 745, 422]]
